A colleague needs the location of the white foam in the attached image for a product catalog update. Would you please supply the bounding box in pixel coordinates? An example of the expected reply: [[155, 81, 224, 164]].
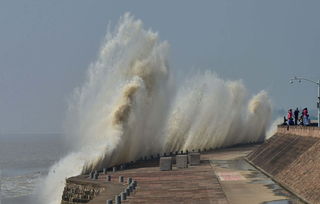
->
[[1, 172, 41, 199]]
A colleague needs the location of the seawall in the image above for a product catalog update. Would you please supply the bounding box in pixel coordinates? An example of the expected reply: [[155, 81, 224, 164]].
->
[[247, 125, 320, 204], [61, 175, 106, 203]]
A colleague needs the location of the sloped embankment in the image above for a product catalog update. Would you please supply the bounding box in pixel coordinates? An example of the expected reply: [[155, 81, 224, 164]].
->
[[247, 125, 320, 204]]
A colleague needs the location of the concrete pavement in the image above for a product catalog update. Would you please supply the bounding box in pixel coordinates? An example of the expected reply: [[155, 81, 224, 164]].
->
[[207, 146, 301, 204]]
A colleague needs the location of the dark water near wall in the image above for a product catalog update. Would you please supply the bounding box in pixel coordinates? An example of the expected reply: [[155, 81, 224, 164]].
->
[[0, 133, 67, 204]]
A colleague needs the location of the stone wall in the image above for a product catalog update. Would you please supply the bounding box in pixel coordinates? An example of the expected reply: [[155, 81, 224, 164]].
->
[[61, 176, 105, 204], [247, 125, 320, 204]]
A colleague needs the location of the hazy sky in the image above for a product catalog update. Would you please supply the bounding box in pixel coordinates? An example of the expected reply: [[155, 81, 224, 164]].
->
[[1, 0, 320, 133]]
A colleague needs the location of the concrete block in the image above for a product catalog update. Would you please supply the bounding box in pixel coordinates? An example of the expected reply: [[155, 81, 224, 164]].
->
[[89, 172, 93, 179], [188, 152, 200, 165], [160, 157, 172, 171], [129, 185, 133, 192], [121, 192, 126, 201], [106, 200, 113, 204], [130, 183, 136, 190], [115, 195, 121, 204], [176, 155, 188, 168], [125, 188, 130, 196], [93, 173, 98, 180], [170, 153, 176, 164], [127, 177, 132, 184]]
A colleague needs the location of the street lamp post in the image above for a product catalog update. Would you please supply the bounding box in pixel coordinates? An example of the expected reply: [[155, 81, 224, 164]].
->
[[289, 76, 320, 127]]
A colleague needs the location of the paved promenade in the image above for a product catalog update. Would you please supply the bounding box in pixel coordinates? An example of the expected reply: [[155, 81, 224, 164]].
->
[[103, 161, 228, 204], [82, 145, 303, 204]]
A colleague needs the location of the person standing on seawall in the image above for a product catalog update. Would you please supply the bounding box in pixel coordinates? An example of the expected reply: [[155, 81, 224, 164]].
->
[[303, 108, 310, 126], [294, 108, 299, 125], [287, 109, 294, 125]]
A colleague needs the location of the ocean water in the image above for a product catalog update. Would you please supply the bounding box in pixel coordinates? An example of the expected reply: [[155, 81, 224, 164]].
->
[[0, 133, 67, 204]]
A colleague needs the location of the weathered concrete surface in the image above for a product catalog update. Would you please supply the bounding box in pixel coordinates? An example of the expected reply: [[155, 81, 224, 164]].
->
[[205, 146, 301, 204], [188, 152, 201, 166], [277, 125, 320, 138], [176, 155, 188, 168], [247, 125, 320, 204], [159, 157, 172, 171]]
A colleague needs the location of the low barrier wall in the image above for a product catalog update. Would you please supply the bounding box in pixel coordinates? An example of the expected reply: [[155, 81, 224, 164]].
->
[[277, 125, 320, 137]]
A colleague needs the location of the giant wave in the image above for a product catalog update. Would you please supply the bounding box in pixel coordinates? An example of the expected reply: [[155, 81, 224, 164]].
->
[[38, 13, 271, 204]]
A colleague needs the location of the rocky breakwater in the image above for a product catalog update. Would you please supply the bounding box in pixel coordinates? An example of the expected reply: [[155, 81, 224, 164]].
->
[[247, 125, 320, 204], [61, 175, 105, 203]]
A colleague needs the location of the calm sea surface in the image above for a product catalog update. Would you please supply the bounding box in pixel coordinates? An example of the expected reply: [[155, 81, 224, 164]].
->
[[0, 133, 67, 204]]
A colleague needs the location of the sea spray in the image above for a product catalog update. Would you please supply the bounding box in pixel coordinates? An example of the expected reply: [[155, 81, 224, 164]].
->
[[163, 74, 271, 152], [38, 13, 171, 204], [266, 117, 283, 140], [39, 13, 272, 204]]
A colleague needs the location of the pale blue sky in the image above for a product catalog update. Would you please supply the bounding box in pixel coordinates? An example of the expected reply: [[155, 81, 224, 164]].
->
[[1, 0, 320, 133]]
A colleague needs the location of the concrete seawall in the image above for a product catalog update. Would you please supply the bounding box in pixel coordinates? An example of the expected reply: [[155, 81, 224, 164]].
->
[[61, 145, 304, 204], [60, 125, 316, 203], [247, 125, 320, 204]]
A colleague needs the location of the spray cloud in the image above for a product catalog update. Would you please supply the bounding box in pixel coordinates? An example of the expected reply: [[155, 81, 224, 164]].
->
[[39, 13, 272, 204]]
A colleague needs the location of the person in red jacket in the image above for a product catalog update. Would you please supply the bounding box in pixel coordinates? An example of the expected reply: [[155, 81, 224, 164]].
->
[[287, 109, 294, 125], [302, 108, 310, 126], [303, 108, 309, 117]]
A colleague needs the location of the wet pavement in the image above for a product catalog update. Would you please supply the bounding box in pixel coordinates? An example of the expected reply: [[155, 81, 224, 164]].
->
[[207, 146, 304, 204]]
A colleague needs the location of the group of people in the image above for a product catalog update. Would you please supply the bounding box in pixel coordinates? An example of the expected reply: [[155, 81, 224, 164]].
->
[[284, 107, 310, 126]]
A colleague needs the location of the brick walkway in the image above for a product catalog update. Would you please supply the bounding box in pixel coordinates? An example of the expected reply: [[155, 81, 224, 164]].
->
[[98, 161, 228, 204]]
